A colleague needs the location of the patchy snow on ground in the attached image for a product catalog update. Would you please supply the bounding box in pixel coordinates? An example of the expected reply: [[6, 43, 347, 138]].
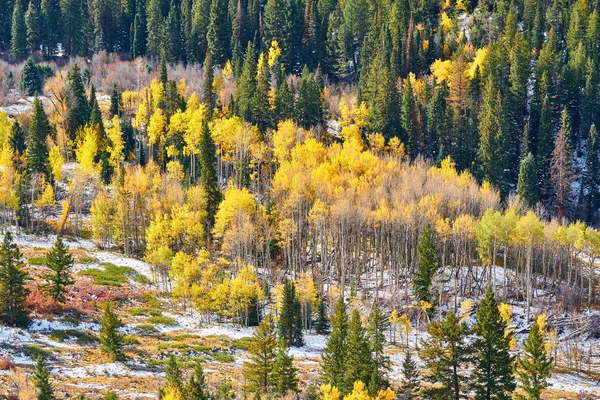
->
[[51, 362, 164, 379], [195, 324, 255, 340], [548, 373, 600, 395], [93, 250, 154, 279], [288, 334, 327, 359], [29, 319, 100, 333]]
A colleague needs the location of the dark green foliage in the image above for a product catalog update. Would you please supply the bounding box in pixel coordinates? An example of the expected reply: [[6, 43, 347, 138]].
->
[[163, 3, 186, 64], [413, 223, 438, 304], [60, 0, 86, 56], [26, 94, 52, 181], [25, 0, 43, 53], [11, 0, 28, 60], [243, 313, 278, 393], [146, 0, 162, 58], [109, 83, 122, 118], [206, 0, 230, 66], [401, 350, 419, 399], [99, 302, 125, 361], [41, 237, 74, 303], [320, 297, 347, 389], [104, 391, 119, 400], [20, 58, 43, 95], [235, 43, 256, 121], [471, 286, 516, 400], [343, 308, 372, 393], [278, 280, 303, 347], [10, 120, 26, 160], [162, 354, 184, 394], [251, 56, 273, 132], [366, 303, 390, 393], [203, 54, 215, 114], [65, 64, 90, 141], [199, 119, 220, 233], [517, 153, 539, 208], [33, 356, 55, 400], [420, 311, 471, 400], [294, 66, 323, 129], [583, 124, 600, 221], [314, 295, 330, 334], [516, 321, 553, 400], [41, 0, 61, 57], [186, 361, 210, 400], [271, 338, 298, 396], [0, 232, 31, 327]]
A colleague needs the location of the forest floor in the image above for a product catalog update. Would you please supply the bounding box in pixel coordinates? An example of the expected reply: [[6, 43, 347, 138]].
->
[[0, 232, 598, 399]]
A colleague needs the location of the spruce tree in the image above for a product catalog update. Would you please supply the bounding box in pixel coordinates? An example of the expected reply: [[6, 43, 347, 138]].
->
[[367, 303, 390, 393], [186, 361, 210, 400], [583, 124, 600, 221], [162, 3, 186, 64], [0, 232, 31, 327], [162, 354, 184, 395], [59, 0, 85, 56], [471, 286, 516, 400], [244, 313, 278, 393], [11, 0, 28, 60], [65, 64, 90, 141], [516, 321, 552, 400], [203, 54, 215, 115], [294, 66, 323, 129], [99, 302, 125, 361], [314, 295, 330, 334], [104, 391, 118, 400], [235, 43, 256, 121], [109, 83, 121, 118], [413, 223, 439, 303], [41, 0, 61, 57], [20, 58, 43, 95], [41, 237, 74, 303], [550, 109, 575, 220], [401, 350, 420, 400], [420, 311, 471, 400], [10, 120, 26, 162], [206, 0, 230, 66], [251, 54, 273, 132], [321, 297, 348, 390], [343, 308, 372, 394], [401, 77, 419, 159], [33, 356, 55, 400], [26, 95, 52, 181], [271, 338, 299, 396], [278, 280, 303, 347], [198, 119, 220, 234], [517, 153, 539, 208], [146, 0, 162, 59]]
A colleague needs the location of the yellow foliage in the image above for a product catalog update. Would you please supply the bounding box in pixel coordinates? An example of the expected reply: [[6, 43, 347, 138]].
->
[[76, 125, 98, 173], [49, 145, 64, 181], [344, 381, 370, 400], [106, 115, 125, 170], [430, 59, 454, 83], [268, 40, 281, 68], [320, 384, 341, 400], [440, 12, 455, 33], [374, 388, 397, 400], [35, 182, 55, 209], [468, 47, 488, 79], [148, 108, 167, 146], [222, 60, 233, 80], [498, 303, 513, 325]]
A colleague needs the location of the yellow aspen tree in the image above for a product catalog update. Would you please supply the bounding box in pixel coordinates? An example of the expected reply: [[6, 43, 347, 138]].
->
[[49, 145, 64, 182], [76, 125, 98, 173], [106, 115, 125, 175]]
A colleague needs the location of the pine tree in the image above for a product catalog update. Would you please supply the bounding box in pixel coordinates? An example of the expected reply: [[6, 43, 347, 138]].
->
[[41, 237, 74, 303], [278, 280, 303, 347], [420, 311, 471, 400], [271, 338, 299, 396], [41, 0, 61, 57], [413, 223, 439, 303], [99, 302, 125, 361], [550, 109, 575, 220], [162, 354, 184, 395], [314, 295, 330, 334], [367, 303, 390, 393], [251, 53, 273, 132], [295, 66, 323, 129], [206, 0, 230, 66], [401, 350, 419, 400], [33, 356, 55, 400], [401, 78, 419, 159], [20, 58, 43, 95], [186, 361, 210, 400], [104, 391, 118, 400], [517, 153, 539, 208], [60, 0, 85, 56], [516, 321, 552, 400], [11, 0, 28, 60], [0, 0, 11, 51], [0, 232, 31, 327], [26, 94, 52, 181], [25, 0, 43, 53], [203, 54, 215, 115], [244, 313, 278, 393], [583, 124, 600, 221], [198, 119, 220, 234], [10, 120, 26, 160], [343, 308, 372, 394], [131, 12, 146, 58], [321, 297, 348, 389], [65, 64, 90, 141], [471, 286, 515, 400], [146, 0, 162, 59], [109, 83, 121, 118], [163, 3, 186, 64], [235, 43, 256, 121]]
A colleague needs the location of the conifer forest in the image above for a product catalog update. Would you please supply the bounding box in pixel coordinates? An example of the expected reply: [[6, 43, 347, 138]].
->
[[0, 0, 600, 398]]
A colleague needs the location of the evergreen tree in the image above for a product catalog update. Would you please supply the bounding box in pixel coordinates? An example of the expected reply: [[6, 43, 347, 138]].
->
[[60, 0, 85, 56], [413, 223, 439, 303], [471, 286, 516, 400], [321, 297, 348, 389], [234, 43, 256, 120], [243, 313, 278, 393], [33, 356, 55, 400], [186, 361, 210, 400], [25, 0, 43, 53], [99, 302, 125, 361], [343, 308, 372, 394], [401, 350, 420, 400], [0, 232, 31, 327], [0, 0, 11, 51], [146, 0, 163, 59], [314, 295, 330, 334], [583, 124, 600, 221], [198, 119, 220, 234], [109, 83, 121, 118], [104, 391, 118, 400], [550, 109, 575, 220], [366, 303, 390, 393], [401, 78, 419, 159], [11, 0, 28, 60], [41, 237, 74, 303], [65, 64, 90, 141], [251, 54, 273, 132], [162, 354, 184, 395], [517, 153, 539, 208], [10, 120, 26, 170], [274, 68, 295, 121], [163, 3, 186, 64], [271, 338, 299, 396], [189, 0, 210, 63], [131, 12, 146, 58], [295, 66, 323, 129], [26, 94, 52, 181], [420, 311, 471, 400], [41, 0, 61, 57], [278, 280, 304, 347], [20, 58, 43, 95], [203, 54, 215, 115], [516, 321, 552, 400], [206, 0, 230, 66]]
